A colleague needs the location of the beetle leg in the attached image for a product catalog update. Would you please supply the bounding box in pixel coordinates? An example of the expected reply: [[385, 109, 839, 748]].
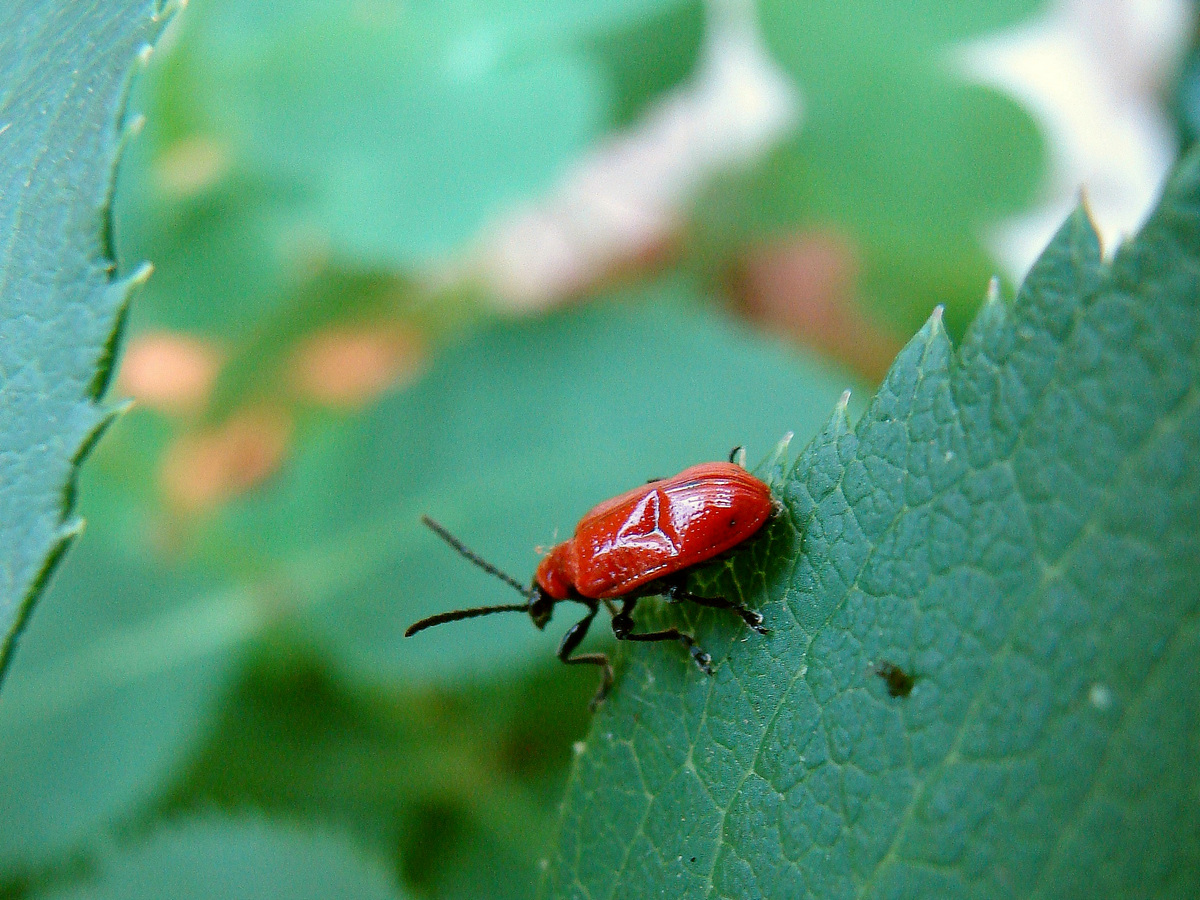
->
[[667, 584, 769, 635], [557, 602, 613, 709], [611, 598, 714, 675]]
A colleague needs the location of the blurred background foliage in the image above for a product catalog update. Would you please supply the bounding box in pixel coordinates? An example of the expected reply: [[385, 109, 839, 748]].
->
[[1, 0, 1194, 897]]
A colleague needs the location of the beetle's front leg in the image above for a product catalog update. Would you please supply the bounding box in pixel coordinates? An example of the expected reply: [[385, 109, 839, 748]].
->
[[611, 597, 714, 675], [557, 601, 613, 709]]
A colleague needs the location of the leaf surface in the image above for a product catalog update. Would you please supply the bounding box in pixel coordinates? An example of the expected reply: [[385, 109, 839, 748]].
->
[[543, 153, 1200, 898], [0, 0, 173, 676]]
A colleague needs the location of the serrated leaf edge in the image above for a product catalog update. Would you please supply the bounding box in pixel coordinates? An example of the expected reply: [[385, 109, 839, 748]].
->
[[0, 5, 174, 683]]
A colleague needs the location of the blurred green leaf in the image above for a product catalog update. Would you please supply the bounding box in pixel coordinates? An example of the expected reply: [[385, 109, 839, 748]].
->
[[114, 168, 306, 340], [212, 31, 608, 268], [124, 0, 705, 273], [0, 0, 172, 677], [585, 0, 704, 129], [164, 654, 593, 900], [38, 815, 408, 900], [0, 492, 244, 870], [542, 148, 1200, 897], [697, 0, 1046, 338], [190, 0, 693, 57], [113, 0, 709, 351], [447, 0, 694, 46]]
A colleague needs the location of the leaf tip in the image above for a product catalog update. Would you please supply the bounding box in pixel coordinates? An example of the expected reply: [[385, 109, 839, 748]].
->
[[962, 275, 1009, 353], [1073, 186, 1106, 257], [60, 517, 87, 541], [766, 430, 794, 467], [110, 397, 136, 417], [986, 275, 1001, 305], [930, 304, 946, 331], [755, 431, 795, 488], [129, 260, 154, 288], [125, 113, 147, 140], [826, 390, 852, 437], [1077, 184, 1094, 221], [912, 306, 951, 359]]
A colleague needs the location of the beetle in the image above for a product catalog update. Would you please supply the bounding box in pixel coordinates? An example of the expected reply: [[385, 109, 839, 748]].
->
[[406, 452, 774, 707]]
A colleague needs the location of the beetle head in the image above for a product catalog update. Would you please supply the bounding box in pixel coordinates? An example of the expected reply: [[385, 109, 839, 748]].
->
[[528, 586, 555, 630]]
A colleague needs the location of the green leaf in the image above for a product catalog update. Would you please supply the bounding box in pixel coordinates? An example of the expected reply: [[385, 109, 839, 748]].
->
[[212, 31, 609, 268], [37, 814, 409, 900], [130, 0, 682, 271], [167, 655, 593, 900], [113, 0, 704, 338], [583, 0, 704, 130], [0, 505, 243, 870], [0, 1, 175, 678], [542, 151, 1200, 897]]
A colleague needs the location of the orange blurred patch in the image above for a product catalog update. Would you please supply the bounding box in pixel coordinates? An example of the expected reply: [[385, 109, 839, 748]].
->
[[731, 231, 903, 383], [119, 332, 223, 414], [160, 407, 293, 514], [290, 325, 425, 407]]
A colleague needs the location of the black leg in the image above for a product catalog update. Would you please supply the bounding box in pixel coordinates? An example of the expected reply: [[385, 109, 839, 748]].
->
[[666, 583, 768, 635], [557, 603, 613, 709], [611, 598, 714, 675]]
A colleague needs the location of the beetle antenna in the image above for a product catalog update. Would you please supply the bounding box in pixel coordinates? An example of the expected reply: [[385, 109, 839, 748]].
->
[[421, 516, 530, 597], [405, 602, 532, 637]]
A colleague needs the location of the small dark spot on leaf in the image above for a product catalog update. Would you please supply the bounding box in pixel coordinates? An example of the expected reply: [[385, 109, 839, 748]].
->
[[875, 660, 914, 697], [690, 857, 696, 863]]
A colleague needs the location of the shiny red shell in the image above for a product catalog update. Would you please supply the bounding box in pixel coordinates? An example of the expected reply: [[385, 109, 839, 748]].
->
[[534, 462, 772, 601]]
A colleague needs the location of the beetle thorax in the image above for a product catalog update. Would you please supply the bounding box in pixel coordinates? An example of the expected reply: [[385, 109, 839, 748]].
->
[[535, 542, 576, 600]]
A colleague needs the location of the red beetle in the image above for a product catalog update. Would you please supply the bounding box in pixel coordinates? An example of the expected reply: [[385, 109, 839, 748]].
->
[[406, 453, 774, 706]]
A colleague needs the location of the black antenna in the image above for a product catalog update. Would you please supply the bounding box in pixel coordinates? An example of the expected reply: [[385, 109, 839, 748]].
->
[[421, 516, 529, 595], [405, 602, 532, 637], [406, 517, 534, 638]]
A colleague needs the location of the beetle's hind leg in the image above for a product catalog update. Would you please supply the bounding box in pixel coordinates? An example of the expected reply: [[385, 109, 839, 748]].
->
[[557, 601, 613, 709], [611, 597, 714, 675], [660, 578, 768, 635]]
